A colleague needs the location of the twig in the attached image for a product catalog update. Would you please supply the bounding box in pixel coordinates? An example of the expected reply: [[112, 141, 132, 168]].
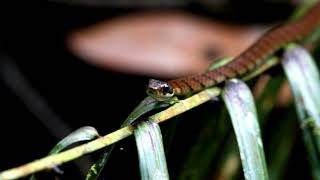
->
[[0, 87, 221, 180]]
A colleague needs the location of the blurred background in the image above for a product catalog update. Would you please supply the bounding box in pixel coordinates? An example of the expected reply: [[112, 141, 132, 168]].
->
[[0, 0, 314, 179]]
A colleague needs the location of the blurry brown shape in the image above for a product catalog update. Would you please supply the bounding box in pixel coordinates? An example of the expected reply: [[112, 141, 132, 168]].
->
[[252, 75, 271, 98], [67, 11, 265, 78], [276, 80, 293, 107]]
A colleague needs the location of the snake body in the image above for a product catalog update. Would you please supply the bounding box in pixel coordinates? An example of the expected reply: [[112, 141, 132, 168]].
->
[[169, 2, 320, 95], [147, 2, 320, 100]]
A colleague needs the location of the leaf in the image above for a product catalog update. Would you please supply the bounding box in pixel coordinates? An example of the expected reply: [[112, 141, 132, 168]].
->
[[48, 126, 100, 155], [85, 96, 171, 180], [134, 121, 169, 180], [222, 79, 269, 180], [282, 45, 320, 178], [30, 126, 99, 179], [122, 96, 172, 127]]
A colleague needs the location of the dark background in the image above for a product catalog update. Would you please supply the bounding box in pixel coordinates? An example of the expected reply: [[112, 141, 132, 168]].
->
[[0, 1, 311, 179]]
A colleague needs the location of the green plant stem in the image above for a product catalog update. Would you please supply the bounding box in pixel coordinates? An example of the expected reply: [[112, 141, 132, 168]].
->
[[0, 87, 221, 180], [0, 126, 134, 180]]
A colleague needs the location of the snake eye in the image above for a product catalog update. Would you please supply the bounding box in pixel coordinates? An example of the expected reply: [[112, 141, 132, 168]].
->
[[162, 85, 173, 95], [163, 86, 170, 93]]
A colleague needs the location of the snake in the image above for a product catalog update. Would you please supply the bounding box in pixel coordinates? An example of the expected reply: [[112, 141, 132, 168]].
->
[[146, 2, 320, 101]]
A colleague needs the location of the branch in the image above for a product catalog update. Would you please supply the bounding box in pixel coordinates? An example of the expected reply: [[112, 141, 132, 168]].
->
[[0, 88, 221, 180]]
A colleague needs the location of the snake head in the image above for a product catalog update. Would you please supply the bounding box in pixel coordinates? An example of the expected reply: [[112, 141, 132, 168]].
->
[[146, 79, 174, 101]]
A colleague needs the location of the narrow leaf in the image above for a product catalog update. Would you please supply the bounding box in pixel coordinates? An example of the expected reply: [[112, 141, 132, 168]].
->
[[122, 96, 172, 127], [85, 145, 114, 180], [49, 126, 100, 155], [134, 121, 169, 180], [85, 96, 171, 179], [282, 45, 320, 178], [222, 79, 269, 180], [30, 126, 99, 179]]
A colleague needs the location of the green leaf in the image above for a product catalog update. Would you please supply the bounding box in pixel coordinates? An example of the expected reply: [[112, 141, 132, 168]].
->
[[30, 126, 99, 180], [48, 126, 100, 155], [222, 79, 269, 180], [122, 96, 173, 127], [282, 45, 320, 179], [85, 145, 114, 180], [85, 96, 172, 180], [134, 121, 169, 180]]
